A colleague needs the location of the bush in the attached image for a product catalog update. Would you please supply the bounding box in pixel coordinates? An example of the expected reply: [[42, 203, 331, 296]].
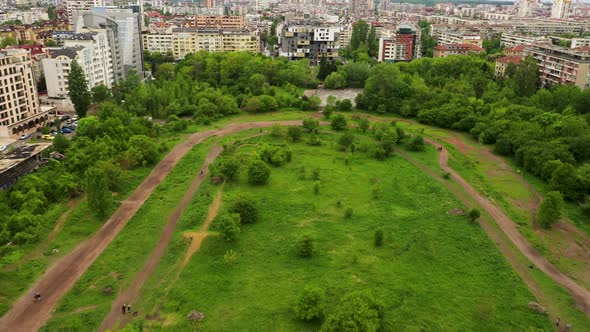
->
[[331, 114, 347, 131], [303, 118, 320, 133], [322, 107, 333, 119], [338, 132, 355, 150], [374, 229, 384, 247], [229, 196, 259, 224], [294, 286, 325, 321], [296, 235, 314, 258], [223, 249, 239, 265], [307, 133, 322, 146], [320, 291, 384, 332], [218, 156, 240, 180], [287, 126, 303, 142], [127, 135, 159, 167], [538, 191, 563, 228], [248, 160, 271, 185], [270, 124, 283, 137], [344, 208, 353, 219], [468, 208, 481, 222], [218, 213, 241, 241], [324, 72, 347, 89], [257, 144, 292, 166], [338, 99, 353, 112], [407, 135, 425, 151]]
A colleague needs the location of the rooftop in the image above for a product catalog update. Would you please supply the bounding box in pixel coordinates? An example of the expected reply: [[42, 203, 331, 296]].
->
[[0, 143, 52, 174]]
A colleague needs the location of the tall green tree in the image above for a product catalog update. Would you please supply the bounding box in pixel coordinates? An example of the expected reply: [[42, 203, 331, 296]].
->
[[68, 60, 91, 118], [509, 56, 539, 97], [1, 36, 18, 48], [47, 6, 57, 20], [367, 25, 379, 57], [350, 20, 369, 52], [85, 166, 112, 218], [538, 191, 563, 228], [418, 20, 437, 57]]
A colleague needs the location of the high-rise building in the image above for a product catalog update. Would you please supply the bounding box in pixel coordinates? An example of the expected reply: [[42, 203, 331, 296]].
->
[[66, 0, 104, 24], [0, 50, 48, 139], [518, 0, 537, 17], [377, 25, 421, 63], [551, 0, 571, 19], [524, 44, 590, 89], [279, 23, 341, 65], [78, 6, 144, 80]]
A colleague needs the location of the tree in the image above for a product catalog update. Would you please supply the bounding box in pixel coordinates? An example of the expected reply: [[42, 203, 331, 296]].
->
[[407, 135, 425, 151], [510, 56, 539, 97], [320, 291, 385, 332], [218, 213, 241, 241], [68, 60, 91, 118], [374, 229, 384, 247], [91, 85, 111, 103], [53, 134, 70, 153], [317, 57, 337, 80], [127, 135, 159, 167], [538, 191, 563, 228], [574, 88, 590, 114], [248, 160, 271, 185], [294, 286, 325, 321], [338, 131, 355, 150], [549, 163, 581, 200], [287, 126, 303, 142], [47, 6, 58, 20], [468, 208, 481, 223], [338, 99, 353, 112], [85, 166, 112, 218], [219, 156, 240, 180], [482, 35, 503, 55], [331, 114, 347, 131], [418, 20, 437, 57], [359, 118, 370, 133], [1, 36, 18, 48], [296, 234, 314, 257], [324, 72, 347, 89], [350, 20, 369, 52], [367, 25, 379, 57], [303, 118, 320, 133], [229, 196, 259, 224]]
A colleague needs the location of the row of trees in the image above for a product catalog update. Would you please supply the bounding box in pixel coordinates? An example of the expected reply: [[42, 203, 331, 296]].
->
[[357, 54, 590, 207]]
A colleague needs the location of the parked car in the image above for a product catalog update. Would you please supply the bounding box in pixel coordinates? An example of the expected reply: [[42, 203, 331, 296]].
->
[[60, 115, 70, 121], [41, 134, 55, 140], [19, 133, 31, 140], [60, 127, 72, 134], [0, 145, 6, 152]]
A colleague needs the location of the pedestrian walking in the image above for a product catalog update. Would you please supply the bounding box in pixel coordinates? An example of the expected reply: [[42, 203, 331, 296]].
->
[[566, 322, 572, 331], [127, 304, 131, 313], [33, 292, 41, 302], [556, 317, 560, 327], [133, 311, 138, 317], [122, 304, 126, 314]]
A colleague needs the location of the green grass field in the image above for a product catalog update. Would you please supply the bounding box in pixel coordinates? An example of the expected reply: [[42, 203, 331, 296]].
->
[[129, 130, 551, 331]]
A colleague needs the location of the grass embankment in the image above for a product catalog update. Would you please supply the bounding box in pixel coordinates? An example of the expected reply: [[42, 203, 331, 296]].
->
[[132, 131, 551, 331], [40, 138, 214, 331]]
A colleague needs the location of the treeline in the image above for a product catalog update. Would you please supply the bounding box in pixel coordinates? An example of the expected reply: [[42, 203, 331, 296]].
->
[[356, 55, 590, 205], [122, 51, 320, 122]]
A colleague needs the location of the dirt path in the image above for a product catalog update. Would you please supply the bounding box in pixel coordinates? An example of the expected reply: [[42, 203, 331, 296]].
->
[[98, 147, 222, 332], [428, 140, 590, 315], [0, 120, 303, 332]]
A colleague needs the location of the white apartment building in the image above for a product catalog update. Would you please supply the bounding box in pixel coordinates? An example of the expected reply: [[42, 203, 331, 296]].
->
[[67, 0, 104, 23], [517, 0, 537, 17], [551, 0, 571, 19], [0, 50, 48, 139], [524, 44, 590, 89], [142, 34, 173, 54], [43, 31, 114, 99], [501, 33, 548, 47], [571, 38, 590, 49], [432, 30, 482, 47]]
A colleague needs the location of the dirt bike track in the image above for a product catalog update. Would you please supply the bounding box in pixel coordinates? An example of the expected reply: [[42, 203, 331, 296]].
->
[[2, 118, 590, 331]]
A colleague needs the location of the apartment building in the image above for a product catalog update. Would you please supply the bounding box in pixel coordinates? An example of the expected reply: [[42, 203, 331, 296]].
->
[[142, 33, 173, 54], [193, 16, 245, 29], [3, 45, 49, 83], [517, 0, 537, 17], [433, 43, 484, 57], [377, 25, 420, 63], [0, 50, 48, 139], [551, 0, 571, 19], [524, 44, 590, 89], [43, 31, 114, 99], [66, 0, 103, 23], [432, 30, 482, 47], [501, 33, 548, 48], [495, 56, 523, 77], [278, 23, 341, 65]]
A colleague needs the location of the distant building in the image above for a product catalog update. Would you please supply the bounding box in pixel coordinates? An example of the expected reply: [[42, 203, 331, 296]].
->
[[524, 44, 590, 89], [3, 45, 49, 83], [193, 16, 245, 29], [377, 25, 421, 63], [517, 0, 537, 17], [0, 50, 49, 139], [432, 30, 482, 47], [504, 44, 526, 56], [278, 23, 341, 65], [0, 143, 52, 190], [551, 0, 571, 19], [433, 43, 484, 57], [66, 0, 104, 23], [501, 33, 547, 48], [495, 56, 523, 77]]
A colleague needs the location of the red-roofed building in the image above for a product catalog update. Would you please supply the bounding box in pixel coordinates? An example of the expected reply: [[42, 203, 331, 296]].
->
[[433, 43, 484, 58], [4, 44, 49, 82], [505, 44, 526, 56], [495, 56, 523, 77]]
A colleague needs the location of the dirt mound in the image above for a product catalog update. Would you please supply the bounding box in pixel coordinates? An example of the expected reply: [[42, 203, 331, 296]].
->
[[187, 310, 205, 322], [447, 208, 465, 215]]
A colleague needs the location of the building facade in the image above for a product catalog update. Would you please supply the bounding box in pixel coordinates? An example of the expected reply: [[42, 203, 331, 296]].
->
[[279, 24, 341, 65], [524, 44, 590, 89], [0, 50, 48, 139], [551, 0, 571, 19], [433, 43, 484, 57], [377, 25, 420, 63], [495, 56, 523, 77], [194, 16, 245, 29], [66, 0, 104, 23]]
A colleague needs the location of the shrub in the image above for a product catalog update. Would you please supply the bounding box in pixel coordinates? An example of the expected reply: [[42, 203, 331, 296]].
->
[[303, 118, 320, 133], [468, 208, 481, 223], [294, 286, 325, 321], [296, 235, 314, 258], [229, 196, 259, 224], [322, 107, 333, 119], [270, 124, 283, 137], [344, 208, 353, 219], [538, 191, 563, 228], [218, 156, 240, 180], [374, 229, 384, 247], [320, 291, 384, 332], [407, 135, 425, 151], [331, 114, 347, 131], [218, 213, 241, 241], [338, 99, 353, 112], [248, 160, 271, 185], [307, 133, 322, 146], [287, 126, 303, 142], [338, 132, 355, 150], [223, 249, 239, 265], [257, 144, 292, 166]]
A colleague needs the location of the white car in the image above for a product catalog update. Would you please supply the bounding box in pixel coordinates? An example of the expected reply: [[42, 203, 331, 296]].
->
[[19, 133, 31, 140], [0, 145, 6, 152]]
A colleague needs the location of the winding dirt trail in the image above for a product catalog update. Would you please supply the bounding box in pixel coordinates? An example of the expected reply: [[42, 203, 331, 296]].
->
[[0, 121, 302, 332], [98, 147, 222, 332], [427, 140, 590, 315]]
